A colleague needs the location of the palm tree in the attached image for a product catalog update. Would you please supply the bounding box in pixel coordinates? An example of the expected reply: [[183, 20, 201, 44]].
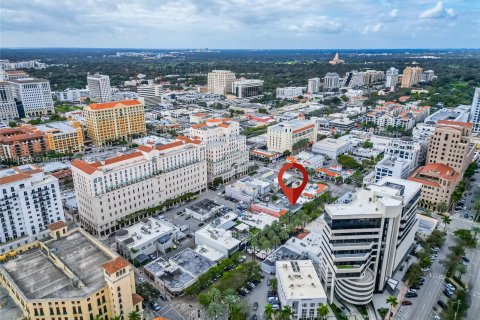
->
[[271, 235, 281, 249], [442, 215, 452, 231], [249, 233, 259, 260], [207, 302, 224, 319], [437, 202, 448, 214], [223, 293, 238, 315], [317, 303, 329, 320], [386, 295, 398, 319], [110, 317, 121, 320], [280, 305, 293, 320], [128, 311, 141, 320], [265, 304, 274, 320]]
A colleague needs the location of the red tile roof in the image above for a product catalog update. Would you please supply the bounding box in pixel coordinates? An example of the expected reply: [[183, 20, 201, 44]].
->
[[88, 100, 141, 110], [102, 152, 143, 165], [156, 141, 184, 151], [132, 293, 144, 305], [48, 221, 67, 231], [101, 257, 130, 274], [293, 124, 315, 134], [0, 172, 31, 185], [71, 160, 99, 175], [296, 231, 311, 240], [437, 120, 473, 129], [137, 145, 154, 153]]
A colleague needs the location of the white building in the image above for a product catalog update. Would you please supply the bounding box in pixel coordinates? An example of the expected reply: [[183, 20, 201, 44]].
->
[[194, 214, 241, 257], [276, 260, 327, 319], [71, 137, 207, 236], [276, 87, 305, 99], [312, 138, 351, 160], [307, 78, 320, 94], [55, 88, 89, 102], [323, 73, 340, 91], [8, 78, 54, 117], [342, 71, 364, 88], [115, 217, 176, 260], [87, 74, 112, 103], [374, 157, 411, 182], [319, 177, 422, 305], [137, 84, 164, 106], [267, 119, 317, 153], [0, 82, 19, 121], [207, 70, 236, 95], [385, 67, 399, 88], [0, 165, 65, 253], [231, 79, 264, 98], [383, 137, 427, 172], [225, 176, 270, 203], [190, 118, 249, 183], [470, 88, 480, 133], [185, 199, 227, 222]]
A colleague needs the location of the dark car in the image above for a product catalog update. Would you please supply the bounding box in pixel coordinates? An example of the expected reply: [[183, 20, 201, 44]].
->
[[159, 295, 167, 301], [411, 284, 421, 290], [406, 292, 418, 298], [149, 301, 161, 311], [402, 300, 413, 306], [251, 315, 258, 320], [462, 256, 470, 263], [437, 300, 447, 309], [253, 302, 258, 311], [443, 289, 453, 298], [198, 222, 205, 227]]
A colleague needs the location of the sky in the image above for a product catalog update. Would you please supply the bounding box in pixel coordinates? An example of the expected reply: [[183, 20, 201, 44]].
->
[[1, 0, 479, 49]]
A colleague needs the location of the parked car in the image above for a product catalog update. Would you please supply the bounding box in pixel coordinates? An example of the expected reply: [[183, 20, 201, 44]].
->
[[198, 222, 205, 227], [138, 277, 146, 284], [149, 301, 161, 311], [406, 292, 418, 298], [408, 289, 417, 294], [402, 300, 413, 306], [462, 256, 470, 263], [251, 315, 258, 320], [185, 216, 191, 220], [411, 284, 421, 290], [421, 267, 430, 272], [159, 295, 167, 301], [443, 289, 453, 298], [444, 283, 456, 291], [253, 302, 258, 311], [437, 300, 447, 310]]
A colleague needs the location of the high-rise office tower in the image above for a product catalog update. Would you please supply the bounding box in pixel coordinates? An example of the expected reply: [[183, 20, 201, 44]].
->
[[323, 73, 340, 91], [0, 82, 19, 120], [307, 78, 320, 94], [87, 73, 112, 102], [207, 70, 236, 95], [471, 88, 480, 133], [385, 67, 399, 88], [8, 78, 54, 117]]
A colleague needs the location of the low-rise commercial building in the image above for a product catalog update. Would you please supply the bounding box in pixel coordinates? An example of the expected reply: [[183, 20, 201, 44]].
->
[[0, 126, 49, 162], [231, 79, 264, 98], [194, 218, 241, 257], [185, 199, 227, 222], [115, 217, 176, 261], [276, 87, 305, 99], [312, 138, 351, 160], [374, 157, 411, 182], [225, 176, 270, 203], [0, 225, 143, 320], [276, 260, 327, 319]]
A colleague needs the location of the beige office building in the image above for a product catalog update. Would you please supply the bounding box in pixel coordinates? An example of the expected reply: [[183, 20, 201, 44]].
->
[[0, 223, 143, 320], [426, 120, 475, 173], [267, 119, 317, 153], [207, 70, 236, 95], [401, 66, 423, 88]]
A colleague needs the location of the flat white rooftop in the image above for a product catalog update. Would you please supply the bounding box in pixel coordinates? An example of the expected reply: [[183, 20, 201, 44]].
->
[[240, 212, 277, 230], [195, 225, 240, 250], [115, 217, 174, 249], [276, 260, 326, 301]]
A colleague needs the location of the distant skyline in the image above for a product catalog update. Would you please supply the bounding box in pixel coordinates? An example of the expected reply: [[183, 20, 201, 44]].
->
[[1, 0, 479, 49]]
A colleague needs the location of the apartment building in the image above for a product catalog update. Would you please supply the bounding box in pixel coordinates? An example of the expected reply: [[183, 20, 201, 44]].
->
[[35, 121, 85, 153], [87, 73, 112, 102], [471, 88, 480, 133], [384, 137, 427, 172], [231, 79, 264, 98], [0, 225, 143, 320], [365, 103, 430, 131], [408, 163, 461, 210], [385, 67, 399, 88], [0, 126, 49, 162], [323, 73, 340, 91], [267, 119, 317, 153], [342, 71, 364, 88], [276, 87, 305, 99], [276, 260, 327, 319], [71, 137, 207, 236], [207, 70, 236, 95], [362, 70, 385, 85], [307, 78, 320, 94], [190, 118, 249, 183], [401, 66, 423, 88], [8, 78, 54, 117], [426, 120, 475, 173], [85, 99, 146, 146], [0, 82, 19, 121], [0, 165, 64, 253], [319, 177, 422, 305]]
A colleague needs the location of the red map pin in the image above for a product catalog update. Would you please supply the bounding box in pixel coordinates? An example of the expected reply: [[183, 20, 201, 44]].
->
[[278, 163, 309, 206]]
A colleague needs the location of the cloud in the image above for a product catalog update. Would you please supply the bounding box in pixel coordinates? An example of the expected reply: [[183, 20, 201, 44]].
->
[[390, 9, 399, 17], [288, 17, 344, 36], [419, 1, 456, 19], [363, 23, 384, 34]]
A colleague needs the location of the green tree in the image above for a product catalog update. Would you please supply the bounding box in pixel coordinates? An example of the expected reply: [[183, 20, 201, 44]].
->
[[442, 215, 452, 231], [8, 121, 17, 127], [317, 303, 329, 320], [212, 177, 223, 187], [386, 295, 398, 319], [265, 304, 274, 320], [128, 311, 141, 320], [473, 199, 480, 221], [223, 292, 239, 315], [279, 305, 293, 320], [207, 302, 224, 319]]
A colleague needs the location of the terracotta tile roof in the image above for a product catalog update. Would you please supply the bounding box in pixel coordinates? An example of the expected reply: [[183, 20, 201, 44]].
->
[[316, 168, 340, 178], [286, 156, 297, 163], [0, 173, 31, 185], [218, 124, 229, 128], [408, 163, 461, 187], [191, 123, 207, 129], [132, 293, 144, 305], [206, 118, 222, 123], [153, 318, 171, 320], [48, 221, 67, 231], [176, 136, 202, 145], [88, 100, 141, 111], [293, 124, 315, 134], [102, 152, 143, 165], [101, 257, 130, 274], [137, 145, 154, 153], [71, 160, 99, 175], [316, 183, 328, 194], [437, 120, 473, 129], [296, 231, 311, 240], [302, 192, 315, 199], [194, 113, 206, 117], [156, 141, 184, 151]]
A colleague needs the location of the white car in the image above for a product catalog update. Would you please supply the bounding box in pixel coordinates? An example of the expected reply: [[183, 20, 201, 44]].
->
[[434, 316, 440, 320], [421, 267, 430, 272], [138, 277, 146, 284]]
